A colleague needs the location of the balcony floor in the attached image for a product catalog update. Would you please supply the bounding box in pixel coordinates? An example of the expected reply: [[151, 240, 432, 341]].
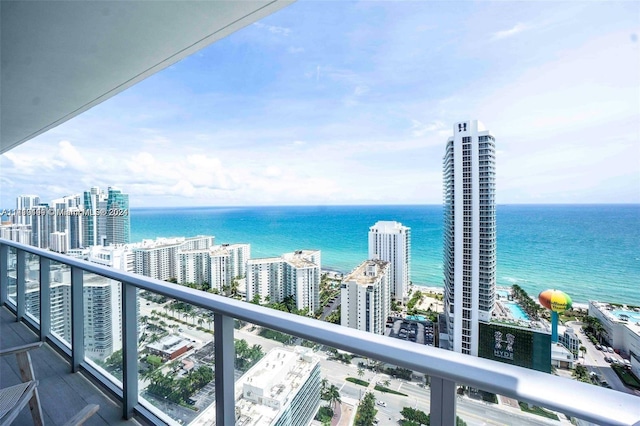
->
[[0, 306, 140, 425]]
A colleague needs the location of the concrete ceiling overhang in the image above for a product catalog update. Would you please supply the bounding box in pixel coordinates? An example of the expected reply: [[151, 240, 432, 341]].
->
[[0, 0, 292, 154]]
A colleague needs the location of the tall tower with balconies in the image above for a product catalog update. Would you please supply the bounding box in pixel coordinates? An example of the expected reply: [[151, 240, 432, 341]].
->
[[443, 120, 496, 356]]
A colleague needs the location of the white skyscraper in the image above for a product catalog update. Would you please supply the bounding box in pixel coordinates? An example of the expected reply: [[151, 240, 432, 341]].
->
[[15, 195, 40, 226], [368, 221, 411, 301], [246, 250, 320, 312], [442, 120, 496, 356], [340, 259, 390, 335]]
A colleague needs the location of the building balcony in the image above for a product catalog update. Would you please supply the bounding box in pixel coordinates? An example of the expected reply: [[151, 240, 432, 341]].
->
[[1, 239, 640, 426]]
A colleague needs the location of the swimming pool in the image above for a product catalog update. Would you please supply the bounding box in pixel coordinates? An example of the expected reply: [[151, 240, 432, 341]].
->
[[612, 309, 640, 323], [504, 302, 530, 321]]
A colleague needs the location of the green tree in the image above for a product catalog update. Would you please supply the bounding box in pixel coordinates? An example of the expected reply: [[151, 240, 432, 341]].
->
[[327, 384, 341, 410], [355, 392, 377, 425], [357, 366, 365, 379]]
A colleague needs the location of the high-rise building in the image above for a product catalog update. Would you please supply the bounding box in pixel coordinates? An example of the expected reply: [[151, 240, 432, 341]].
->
[[133, 236, 215, 281], [31, 205, 50, 249], [368, 221, 411, 301], [205, 243, 251, 292], [442, 120, 496, 355], [83, 187, 108, 247], [15, 195, 40, 226], [191, 347, 321, 426], [105, 187, 130, 245], [246, 250, 320, 312], [340, 259, 390, 335]]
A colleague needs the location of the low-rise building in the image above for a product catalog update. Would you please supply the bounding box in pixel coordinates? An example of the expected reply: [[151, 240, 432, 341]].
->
[[146, 335, 193, 361]]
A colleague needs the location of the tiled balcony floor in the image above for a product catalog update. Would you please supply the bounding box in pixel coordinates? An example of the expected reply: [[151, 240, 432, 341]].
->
[[0, 306, 140, 425]]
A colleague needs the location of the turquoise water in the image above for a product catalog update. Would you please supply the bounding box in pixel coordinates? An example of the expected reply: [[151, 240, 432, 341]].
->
[[497, 289, 510, 299], [406, 315, 427, 321], [130, 204, 640, 306], [611, 309, 640, 322], [504, 302, 530, 321]]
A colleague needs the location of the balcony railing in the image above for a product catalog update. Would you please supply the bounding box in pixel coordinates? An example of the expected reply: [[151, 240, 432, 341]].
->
[[1, 238, 639, 426]]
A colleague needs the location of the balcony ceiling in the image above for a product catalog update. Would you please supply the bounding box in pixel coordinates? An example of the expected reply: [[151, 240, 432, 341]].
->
[[0, 0, 291, 154]]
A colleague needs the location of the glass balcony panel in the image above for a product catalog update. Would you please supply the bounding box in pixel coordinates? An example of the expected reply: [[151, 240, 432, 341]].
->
[[49, 260, 72, 349], [138, 292, 214, 425], [82, 271, 124, 385], [6, 246, 17, 305], [24, 252, 40, 322]]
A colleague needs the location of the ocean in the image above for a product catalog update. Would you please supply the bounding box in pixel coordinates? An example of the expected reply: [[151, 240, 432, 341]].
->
[[130, 204, 640, 306]]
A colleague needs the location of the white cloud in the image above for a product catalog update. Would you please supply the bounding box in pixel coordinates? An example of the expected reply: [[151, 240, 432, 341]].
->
[[492, 23, 529, 40], [410, 120, 446, 137], [288, 46, 305, 54], [253, 22, 291, 36]]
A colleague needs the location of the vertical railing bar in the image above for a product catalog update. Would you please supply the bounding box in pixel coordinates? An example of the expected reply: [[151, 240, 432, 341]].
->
[[0, 244, 8, 305], [430, 377, 457, 426], [214, 313, 235, 425], [16, 249, 26, 321], [122, 282, 138, 419], [70, 266, 84, 373], [40, 257, 51, 342]]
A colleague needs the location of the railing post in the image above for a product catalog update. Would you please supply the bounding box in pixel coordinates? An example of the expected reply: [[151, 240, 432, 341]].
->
[[430, 377, 456, 426], [39, 257, 51, 342], [16, 249, 26, 321], [214, 313, 235, 425], [70, 266, 84, 372], [122, 283, 138, 419], [0, 244, 7, 305]]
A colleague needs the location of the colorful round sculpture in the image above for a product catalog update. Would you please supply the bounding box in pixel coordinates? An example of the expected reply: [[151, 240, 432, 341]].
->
[[538, 289, 572, 313]]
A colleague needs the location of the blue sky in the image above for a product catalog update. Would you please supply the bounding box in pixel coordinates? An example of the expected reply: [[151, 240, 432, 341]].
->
[[1, 1, 639, 207]]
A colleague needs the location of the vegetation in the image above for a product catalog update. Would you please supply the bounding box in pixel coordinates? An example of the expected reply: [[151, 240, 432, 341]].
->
[[518, 402, 559, 420], [612, 364, 640, 390], [407, 290, 424, 310], [374, 384, 407, 396], [400, 407, 467, 426], [258, 328, 293, 344], [234, 339, 265, 373], [354, 392, 377, 426], [325, 308, 341, 324], [147, 365, 214, 406], [572, 364, 592, 384], [346, 377, 370, 387], [315, 406, 334, 423], [327, 349, 353, 364], [583, 316, 609, 344], [511, 285, 542, 320]]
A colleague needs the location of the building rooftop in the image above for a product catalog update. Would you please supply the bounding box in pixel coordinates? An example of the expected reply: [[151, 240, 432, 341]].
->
[[343, 259, 389, 286], [191, 347, 319, 426]]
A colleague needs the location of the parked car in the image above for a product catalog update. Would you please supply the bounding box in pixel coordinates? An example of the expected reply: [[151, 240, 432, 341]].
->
[[604, 356, 612, 363], [607, 347, 614, 353], [595, 344, 602, 350], [376, 401, 387, 407]]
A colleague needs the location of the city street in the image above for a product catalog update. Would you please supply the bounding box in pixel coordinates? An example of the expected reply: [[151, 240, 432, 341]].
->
[[566, 322, 639, 397], [138, 298, 607, 425]]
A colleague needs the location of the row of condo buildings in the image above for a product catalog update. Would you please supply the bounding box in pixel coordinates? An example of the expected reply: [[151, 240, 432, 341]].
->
[[1, 186, 131, 252]]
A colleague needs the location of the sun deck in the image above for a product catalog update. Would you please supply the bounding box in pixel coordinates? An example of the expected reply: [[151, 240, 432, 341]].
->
[[0, 307, 140, 426]]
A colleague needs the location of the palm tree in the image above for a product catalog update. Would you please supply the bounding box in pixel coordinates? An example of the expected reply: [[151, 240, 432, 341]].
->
[[383, 379, 391, 388], [327, 384, 341, 410], [357, 366, 365, 379]]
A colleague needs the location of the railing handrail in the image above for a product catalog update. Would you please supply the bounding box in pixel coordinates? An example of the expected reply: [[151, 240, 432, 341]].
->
[[1, 238, 639, 426]]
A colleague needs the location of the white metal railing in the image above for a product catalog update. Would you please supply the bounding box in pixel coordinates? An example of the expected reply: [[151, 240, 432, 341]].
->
[[1, 239, 639, 426]]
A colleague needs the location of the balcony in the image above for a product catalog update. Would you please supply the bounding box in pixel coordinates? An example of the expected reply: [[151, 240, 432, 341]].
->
[[1, 239, 639, 425]]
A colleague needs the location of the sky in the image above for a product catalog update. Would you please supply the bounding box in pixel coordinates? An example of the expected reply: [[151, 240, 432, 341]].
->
[[1, 1, 639, 207]]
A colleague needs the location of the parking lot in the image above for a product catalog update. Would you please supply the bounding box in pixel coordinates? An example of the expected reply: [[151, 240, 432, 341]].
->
[[385, 317, 435, 346]]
